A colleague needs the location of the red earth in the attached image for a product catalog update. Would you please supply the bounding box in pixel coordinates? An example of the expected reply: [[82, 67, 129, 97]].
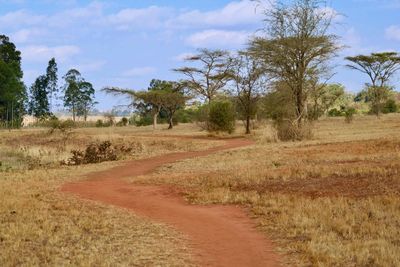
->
[[61, 137, 281, 267]]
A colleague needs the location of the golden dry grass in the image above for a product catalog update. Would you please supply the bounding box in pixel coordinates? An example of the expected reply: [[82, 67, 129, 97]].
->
[[0, 125, 218, 267], [131, 114, 400, 266]]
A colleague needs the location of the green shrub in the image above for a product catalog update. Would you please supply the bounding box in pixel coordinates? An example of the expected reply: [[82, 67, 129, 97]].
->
[[344, 107, 357, 123], [208, 101, 236, 134], [135, 115, 153, 127], [328, 108, 344, 117], [96, 119, 104, 127], [383, 99, 398, 114]]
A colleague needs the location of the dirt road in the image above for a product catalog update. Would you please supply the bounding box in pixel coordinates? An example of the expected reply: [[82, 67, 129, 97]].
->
[[61, 137, 281, 267]]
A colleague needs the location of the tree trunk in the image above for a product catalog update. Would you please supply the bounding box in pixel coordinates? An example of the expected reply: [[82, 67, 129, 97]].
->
[[168, 117, 173, 129], [153, 113, 157, 130], [245, 115, 251, 134]]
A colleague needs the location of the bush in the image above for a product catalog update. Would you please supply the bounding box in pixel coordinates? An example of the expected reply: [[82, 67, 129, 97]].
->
[[383, 99, 398, 114], [48, 118, 76, 133], [274, 120, 313, 141], [344, 107, 357, 123], [134, 115, 153, 127], [96, 119, 104, 127], [66, 141, 117, 165], [208, 101, 236, 134], [328, 108, 344, 117]]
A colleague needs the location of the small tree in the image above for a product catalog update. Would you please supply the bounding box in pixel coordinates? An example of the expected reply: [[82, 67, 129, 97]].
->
[[366, 85, 393, 116], [230, 52, 266, 134], [208, 100, 236, 134], [63, 69, 96, 121], [174, 49, 233, 103], [103, 80, 189, 130], [29, 75, 51, 119]]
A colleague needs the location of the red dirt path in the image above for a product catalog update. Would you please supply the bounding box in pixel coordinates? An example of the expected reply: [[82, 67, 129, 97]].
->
[[61, 137, 281, 267]]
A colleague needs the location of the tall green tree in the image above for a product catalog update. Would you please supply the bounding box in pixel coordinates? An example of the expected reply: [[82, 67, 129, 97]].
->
[[0, 35, 26, 128], [249, 0, 340, 138], [29, 58, 59, 119], [62, 69, 96, 121], [46, 58, 58, 110], [29, 75, 51, 119]]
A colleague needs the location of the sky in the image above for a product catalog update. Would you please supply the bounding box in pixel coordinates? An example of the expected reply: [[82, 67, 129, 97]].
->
[[0, 0, 399, 111]]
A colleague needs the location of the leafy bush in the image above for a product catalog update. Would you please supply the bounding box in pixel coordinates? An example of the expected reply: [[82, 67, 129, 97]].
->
[[66, 141, 117, 165], [208, 101, 236, 134], [383, 99, 398, 114], [344, 107, 357, 123], [134, 115, 153, 127], [328, 108, 344, 117], [96, 119, 104, 127]]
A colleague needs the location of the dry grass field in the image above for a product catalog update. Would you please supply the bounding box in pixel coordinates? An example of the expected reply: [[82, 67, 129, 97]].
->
[[1, 115, 399, 266], [131, 115, 400, 266], [0, 125, 220, 266]]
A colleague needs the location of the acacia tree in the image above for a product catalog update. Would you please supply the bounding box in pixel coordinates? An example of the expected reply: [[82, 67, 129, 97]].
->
[[103, 80, 188, 130], [346, 52, 400, 116], [174, 49, 233, 103], [230, 52, 266, 134], [250, 0, 340, 137]]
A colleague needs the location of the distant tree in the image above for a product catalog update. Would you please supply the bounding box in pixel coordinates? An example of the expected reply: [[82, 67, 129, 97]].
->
[[346, 52, 400, 116], [76, 81, 96, 121], [346, 52, 400, 87], [230, 52, 266, 134], [308, 83, 345, 120], [103, 80, 189, 130], [249, 0, 340, 139], [62, 69, 96, 121], [46, 58, 58, 110], [29, 75, 51, 119], [0, 35, 26, 128], [174, 49, 233, 103]]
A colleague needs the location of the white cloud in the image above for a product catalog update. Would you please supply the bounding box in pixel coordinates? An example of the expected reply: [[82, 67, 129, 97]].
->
[[106, 6, 172, 31], [185, 30, 251, 48], [122, 67, 156, 77], [385, 25, 400, 41], [170, 0, 264, 29], [0, 10, 44, 29], [21, 45, 81, 63], [11, 28, 46, 43]]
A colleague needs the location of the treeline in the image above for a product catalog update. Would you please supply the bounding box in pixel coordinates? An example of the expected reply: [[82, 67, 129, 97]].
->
[[0, 36, 96, 129], [103, 0, 400, 139]]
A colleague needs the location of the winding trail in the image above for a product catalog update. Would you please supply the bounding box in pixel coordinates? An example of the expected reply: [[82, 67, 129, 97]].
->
[[61, 137, 281, 267]]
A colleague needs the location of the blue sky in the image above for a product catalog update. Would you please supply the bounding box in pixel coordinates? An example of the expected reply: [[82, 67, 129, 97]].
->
[[1, 0, 399, 110]]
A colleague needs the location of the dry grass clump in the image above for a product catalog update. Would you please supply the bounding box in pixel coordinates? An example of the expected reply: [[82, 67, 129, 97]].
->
[[132, 115, 400, 266], [0, 164, 194, 266]]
